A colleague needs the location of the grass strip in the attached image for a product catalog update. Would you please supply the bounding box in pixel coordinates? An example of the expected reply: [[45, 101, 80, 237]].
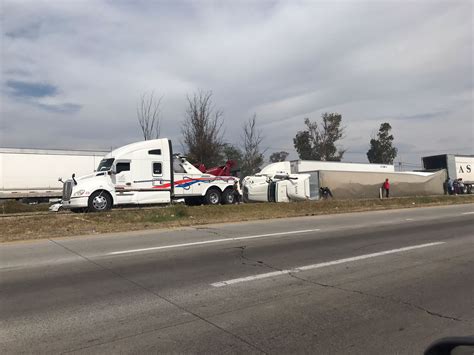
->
[[1, 195, 473, 243]]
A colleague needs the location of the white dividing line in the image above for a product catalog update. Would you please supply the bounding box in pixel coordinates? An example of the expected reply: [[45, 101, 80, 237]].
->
[[108, 229, 321, 255], [405, 218, 414, 221], [462, 212, 474, 215], [211, 241, 446, 288]]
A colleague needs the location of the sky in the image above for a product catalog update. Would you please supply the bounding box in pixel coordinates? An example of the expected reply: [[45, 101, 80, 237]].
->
[[1, 0, 473, 168]]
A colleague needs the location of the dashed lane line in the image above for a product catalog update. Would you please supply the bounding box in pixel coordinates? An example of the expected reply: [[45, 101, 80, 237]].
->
[[211, 241, 446, 287], [108, 229, 321, 255]]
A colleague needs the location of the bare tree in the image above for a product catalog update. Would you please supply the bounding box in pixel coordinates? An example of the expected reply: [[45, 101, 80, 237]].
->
[[181, 90, 224, 167], [137, 91, 163, 140], [241, 114, 264, 177]]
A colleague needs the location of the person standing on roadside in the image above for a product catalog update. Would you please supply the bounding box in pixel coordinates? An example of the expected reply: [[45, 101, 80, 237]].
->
[[453, 178, 459, 195], [447, 178, 454, 195], [233, 180, 242, 204], [382, 178, 390, 198]]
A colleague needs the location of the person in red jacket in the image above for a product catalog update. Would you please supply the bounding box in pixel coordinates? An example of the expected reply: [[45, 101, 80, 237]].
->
[[382, 178, 390, 198]]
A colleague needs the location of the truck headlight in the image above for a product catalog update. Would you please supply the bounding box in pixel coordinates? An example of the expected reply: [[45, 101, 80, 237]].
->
[[73, 189, 85, 196]]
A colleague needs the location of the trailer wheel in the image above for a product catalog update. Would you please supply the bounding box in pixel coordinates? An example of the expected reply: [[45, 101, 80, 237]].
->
[[204, 188, 221, 205], [222, 189, 235, 204], [88, 191, 112, 212]]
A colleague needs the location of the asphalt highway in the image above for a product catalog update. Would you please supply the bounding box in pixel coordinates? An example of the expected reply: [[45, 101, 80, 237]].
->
[[1, 204, 473, 354]]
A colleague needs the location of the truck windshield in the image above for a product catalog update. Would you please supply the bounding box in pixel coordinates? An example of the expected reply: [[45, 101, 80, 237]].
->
[[97, 158, 115, 171]]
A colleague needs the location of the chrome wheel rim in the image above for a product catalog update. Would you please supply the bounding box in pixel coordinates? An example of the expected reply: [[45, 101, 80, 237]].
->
[[92, 195, 107, 210], [209, 193, 219, 204]]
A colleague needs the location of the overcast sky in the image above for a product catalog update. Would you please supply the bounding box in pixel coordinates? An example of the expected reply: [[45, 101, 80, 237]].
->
[[1, 0, 472, 167]]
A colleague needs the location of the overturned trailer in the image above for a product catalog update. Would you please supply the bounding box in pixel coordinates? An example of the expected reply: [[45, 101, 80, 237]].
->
[[317, 170, 446, 199], [242, 160, 446, 202]]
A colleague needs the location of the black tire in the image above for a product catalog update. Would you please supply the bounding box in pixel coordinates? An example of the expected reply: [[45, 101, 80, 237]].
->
[[184, 196, 203, 206], [204, 188, 221, 205], [222, 189, 235, 205], [87, 191, 112, 212]]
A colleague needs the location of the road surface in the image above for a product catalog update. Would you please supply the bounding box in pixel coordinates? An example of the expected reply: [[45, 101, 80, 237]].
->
[[1, 204, 473, 354]]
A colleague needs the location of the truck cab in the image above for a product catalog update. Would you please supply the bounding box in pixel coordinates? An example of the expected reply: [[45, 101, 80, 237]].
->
[[61, 139, 238, 212]]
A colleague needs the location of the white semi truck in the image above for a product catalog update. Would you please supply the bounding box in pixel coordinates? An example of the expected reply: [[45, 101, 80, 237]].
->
[[0, 148, 108, 202], [61, 139, 239, 212]]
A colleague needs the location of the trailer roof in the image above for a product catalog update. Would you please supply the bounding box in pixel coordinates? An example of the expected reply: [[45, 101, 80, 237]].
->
[[0, 147, 110, 156], [422, 154, 474, 159]]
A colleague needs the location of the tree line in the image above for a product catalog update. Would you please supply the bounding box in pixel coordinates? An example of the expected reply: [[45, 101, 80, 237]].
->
[[137, 89, 398, 177]]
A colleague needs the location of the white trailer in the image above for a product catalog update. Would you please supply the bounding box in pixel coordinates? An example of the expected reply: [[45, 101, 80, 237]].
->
[[0, 148, 107, 201], [422, 154, 473, 193], [259, 160, 394, 176], [61, 139, 238, 212], [455, 156, 474, 183]]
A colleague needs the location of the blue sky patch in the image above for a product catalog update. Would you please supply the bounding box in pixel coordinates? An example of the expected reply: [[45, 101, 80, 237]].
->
[[7, 80, 58, 98]]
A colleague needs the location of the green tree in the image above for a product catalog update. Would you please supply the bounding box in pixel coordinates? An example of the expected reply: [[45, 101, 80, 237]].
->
[[221, 143, 243, 176], [181, 90, 224, 166], [223, 143, 243, 163], [269, 151, 289, 163], [293, 131, 313, 160], [367, 122, 398, 164], [241, 114, 264, 177], [293, 113, 345, 161]]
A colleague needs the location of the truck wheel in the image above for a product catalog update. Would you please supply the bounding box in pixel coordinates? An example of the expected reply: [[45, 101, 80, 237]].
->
[[88, 191, 112, 212], [204, 188, 221, 205], [222, 189, 235, 204]]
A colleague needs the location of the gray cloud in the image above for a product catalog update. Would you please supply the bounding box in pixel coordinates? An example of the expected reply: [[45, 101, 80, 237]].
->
[[5, 22, 42, 40], [1, 0, 472, 165], [36, 102, 82, 114]]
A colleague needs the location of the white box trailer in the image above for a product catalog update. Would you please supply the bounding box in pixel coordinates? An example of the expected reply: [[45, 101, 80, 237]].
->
[[422, 154, 473, 193], [422, 154, 473, 182], [0, 148, 108, 201], [292, 160, 394, 173], [258, 160, 394, 176]]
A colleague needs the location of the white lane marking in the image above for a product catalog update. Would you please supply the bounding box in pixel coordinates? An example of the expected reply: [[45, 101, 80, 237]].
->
[[108, 229, 321, 255], [211, 241, 446, 288], [405, 218, 414, 221], [462, 212, 474, 215]]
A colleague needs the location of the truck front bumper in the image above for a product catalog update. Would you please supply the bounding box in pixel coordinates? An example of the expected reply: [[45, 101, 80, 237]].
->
[[62, 196, 89, 209]]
